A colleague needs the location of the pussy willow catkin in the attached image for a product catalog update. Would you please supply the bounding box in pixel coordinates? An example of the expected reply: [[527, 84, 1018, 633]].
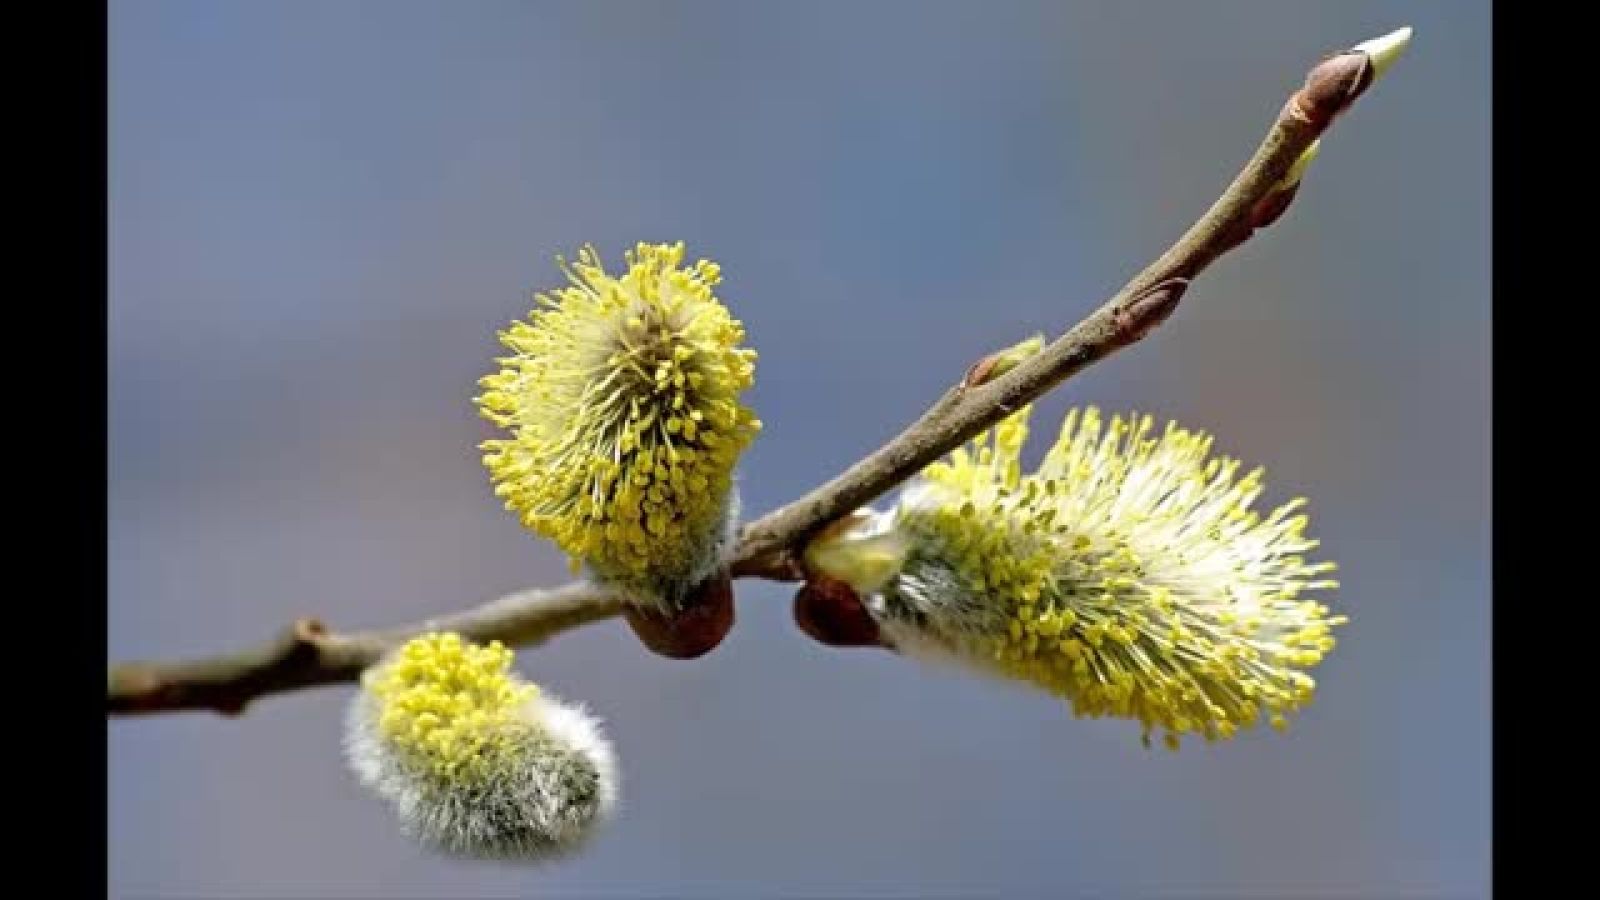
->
[[344, 633, 618, 858], [808, 405, 1344, 750], [477, 242, 760, 610]]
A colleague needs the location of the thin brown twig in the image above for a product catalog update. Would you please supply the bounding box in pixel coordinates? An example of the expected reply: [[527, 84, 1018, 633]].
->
[[108, 583, 625, 715], [108, 31, 1402, 717]]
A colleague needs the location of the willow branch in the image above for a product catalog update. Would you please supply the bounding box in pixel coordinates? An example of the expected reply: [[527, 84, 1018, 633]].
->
[[108, 582, 625, 716], [108, 29, 1407, 717], [730, 32, 1402, 575]]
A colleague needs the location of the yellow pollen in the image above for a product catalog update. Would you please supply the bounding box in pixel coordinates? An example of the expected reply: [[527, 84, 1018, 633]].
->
[[363, 632, 538, 782], [476, 242, 760, 596], [889, 404, 1344, 748]]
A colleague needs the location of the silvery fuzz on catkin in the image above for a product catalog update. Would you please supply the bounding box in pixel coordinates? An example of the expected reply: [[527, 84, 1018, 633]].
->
[[344, 633, 618, 859]]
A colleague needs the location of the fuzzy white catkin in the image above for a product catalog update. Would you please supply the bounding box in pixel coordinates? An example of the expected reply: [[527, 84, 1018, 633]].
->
[[344, 682, 618, 860]]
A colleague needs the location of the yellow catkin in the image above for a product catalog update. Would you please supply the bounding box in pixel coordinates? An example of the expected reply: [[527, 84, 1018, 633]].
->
[[889, 405, 1344, 749], [477, 242, 761, 601], [363, 632, 539, 782]]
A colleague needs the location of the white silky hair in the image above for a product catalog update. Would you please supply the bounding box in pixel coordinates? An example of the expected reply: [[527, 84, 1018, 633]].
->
[[864, 480, 1025, 685], [344, 689, 619, 861]]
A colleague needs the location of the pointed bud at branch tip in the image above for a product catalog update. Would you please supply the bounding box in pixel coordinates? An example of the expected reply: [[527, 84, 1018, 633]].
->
[[965, 333, 1046, 387], [1352, 26, 1412, 82], [1294, 26, 1411, 127]]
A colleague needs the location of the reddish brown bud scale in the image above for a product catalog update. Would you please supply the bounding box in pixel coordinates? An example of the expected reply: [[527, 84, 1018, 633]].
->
[[1248, 182, 1300, 231], [1111, 278, 1189, 347], [964, 353, 1001, 388], [793, 575, 883, 648], [1291, 52, 1372, 130], [623, 572, 736, 659]]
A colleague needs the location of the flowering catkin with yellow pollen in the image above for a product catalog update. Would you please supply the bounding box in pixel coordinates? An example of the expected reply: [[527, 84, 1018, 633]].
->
[[344, 632, 618, 859], [362, 633, 538, 783], [807, 405, 1344, 750], [477, 242, 761, 608]]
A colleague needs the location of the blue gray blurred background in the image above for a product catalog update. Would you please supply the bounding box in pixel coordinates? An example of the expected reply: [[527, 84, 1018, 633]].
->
[[109, 2, 1490, 897]]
